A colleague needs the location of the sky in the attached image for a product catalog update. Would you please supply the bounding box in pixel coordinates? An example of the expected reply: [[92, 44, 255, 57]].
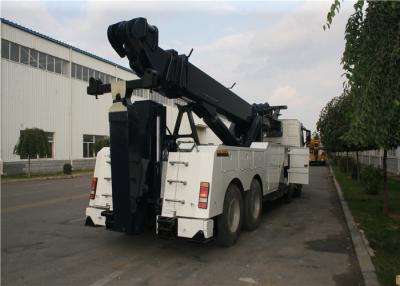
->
[[1, 0, 354, 131]]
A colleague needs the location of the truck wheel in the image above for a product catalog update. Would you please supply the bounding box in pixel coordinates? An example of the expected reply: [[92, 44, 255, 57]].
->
[[243, 179, 263, 231], [282, 184, 294, 204], [293, 184, 303, 198], [216, 183, 243, 247]]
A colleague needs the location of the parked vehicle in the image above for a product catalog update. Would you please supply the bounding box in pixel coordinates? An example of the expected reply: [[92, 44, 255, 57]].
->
[[308, 135, 326, 165], [85, 17, 309, 246]]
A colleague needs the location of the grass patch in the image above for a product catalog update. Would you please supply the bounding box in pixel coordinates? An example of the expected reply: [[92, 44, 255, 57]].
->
[[332, 165, 400, 286], [1, 169, 93, 182]]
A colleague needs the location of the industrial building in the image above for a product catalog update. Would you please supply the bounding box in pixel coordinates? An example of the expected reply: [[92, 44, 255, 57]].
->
[[0, 18, 220, 175]]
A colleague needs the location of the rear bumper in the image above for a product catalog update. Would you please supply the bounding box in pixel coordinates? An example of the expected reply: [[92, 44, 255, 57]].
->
[[157, 216, 214, 240], [85, 206, 107, 226]]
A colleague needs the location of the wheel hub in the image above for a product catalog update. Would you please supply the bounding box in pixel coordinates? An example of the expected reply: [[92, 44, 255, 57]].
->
[[228, 198, 240, 232]]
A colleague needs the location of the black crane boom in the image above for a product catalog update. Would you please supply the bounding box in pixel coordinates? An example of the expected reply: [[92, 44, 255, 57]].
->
[[89, 17, 286, 146]]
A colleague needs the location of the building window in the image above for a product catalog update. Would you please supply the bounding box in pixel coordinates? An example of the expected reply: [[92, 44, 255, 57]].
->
[[87, 68, 93, 79], [47, 55, 54, 72], [54, 57, 62, 74], [39, 52, 46, 70], [83, 135, 95, 158], [47, 132, 54, 158], [30, 49, 38, 68], [76, 64, 82, 80], [20, 46, 29, 65], [69, 62, 116, 84], [62, 60, 69, 75], [88, 68, 94, 80], [71, 63, 76, 78], [90, 69, 96, 79], [83, 135, 107, 158], [10, 42, 19, 62], [82, 66, 88, 81], [39, 132, 54, 158], [1, 39, 10, 59]]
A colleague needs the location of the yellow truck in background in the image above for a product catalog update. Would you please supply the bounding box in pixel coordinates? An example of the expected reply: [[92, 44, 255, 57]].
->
[[308, 135, 326, 165]]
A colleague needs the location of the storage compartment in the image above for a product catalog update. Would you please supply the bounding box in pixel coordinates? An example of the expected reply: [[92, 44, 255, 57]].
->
[[288, 147, 309, 184]]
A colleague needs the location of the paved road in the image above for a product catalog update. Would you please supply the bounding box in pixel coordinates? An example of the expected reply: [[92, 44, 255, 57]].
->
[[1, 167, 363, 286]]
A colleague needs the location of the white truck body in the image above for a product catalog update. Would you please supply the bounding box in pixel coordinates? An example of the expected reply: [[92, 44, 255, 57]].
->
[[86, 119, 309, 240], [160, 137, 308, 239]]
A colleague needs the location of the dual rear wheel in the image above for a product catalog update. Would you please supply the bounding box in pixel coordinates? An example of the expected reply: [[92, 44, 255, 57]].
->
[[216, 179, 263, 247]]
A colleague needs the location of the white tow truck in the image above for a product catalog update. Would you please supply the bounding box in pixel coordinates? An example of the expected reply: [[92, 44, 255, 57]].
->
[[85, 17, 310, 246], [86, 119, 309, 245]]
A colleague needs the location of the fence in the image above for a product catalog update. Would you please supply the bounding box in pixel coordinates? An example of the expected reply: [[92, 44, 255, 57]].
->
[[335, 147, 400, 176]]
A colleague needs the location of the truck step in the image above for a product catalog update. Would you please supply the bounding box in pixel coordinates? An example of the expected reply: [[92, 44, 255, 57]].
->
[[157, 216, 177, 239]]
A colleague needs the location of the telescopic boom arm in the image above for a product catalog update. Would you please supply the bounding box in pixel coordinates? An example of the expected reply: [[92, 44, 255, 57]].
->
[[88, 17, 286, 146]]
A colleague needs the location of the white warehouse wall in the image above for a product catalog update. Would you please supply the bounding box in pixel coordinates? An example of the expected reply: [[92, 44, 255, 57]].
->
[[1, 59, 71, 161]]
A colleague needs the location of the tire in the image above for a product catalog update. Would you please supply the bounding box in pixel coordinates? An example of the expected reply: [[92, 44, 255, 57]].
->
[[282, 184, 294, 204], [215, 183, 243, 247], [293, 184, 303, 198], [243, 179, 263, 231]]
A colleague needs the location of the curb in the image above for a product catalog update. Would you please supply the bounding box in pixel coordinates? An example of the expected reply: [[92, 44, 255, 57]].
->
[[1, 172, 92, 184], [329, 165, 380, 286]]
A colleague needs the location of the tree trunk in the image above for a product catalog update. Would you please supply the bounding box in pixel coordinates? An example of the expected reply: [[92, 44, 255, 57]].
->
[[356, 151, 360, 181], [28, 155, 31, 177], [383, 149, 389, 215]]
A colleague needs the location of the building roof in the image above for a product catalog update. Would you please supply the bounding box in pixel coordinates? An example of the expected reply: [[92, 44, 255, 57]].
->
[[1, 17, 134, 74]]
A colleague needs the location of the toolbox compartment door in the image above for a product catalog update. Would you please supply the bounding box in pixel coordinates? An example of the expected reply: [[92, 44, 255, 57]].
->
[[288, 147, 309, 185]]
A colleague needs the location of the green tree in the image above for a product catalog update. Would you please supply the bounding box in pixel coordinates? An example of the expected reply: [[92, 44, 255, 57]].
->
[[317, 94, 350, 172], [325, 1, 400, 214], [317, 93, 354, 151], [14, 128, 51, 177]]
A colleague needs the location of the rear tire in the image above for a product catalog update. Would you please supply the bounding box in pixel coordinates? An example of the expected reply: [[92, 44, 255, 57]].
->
[[215, 183, 243, 247], [243, 179, 263, 231], [293, 184, 303, 198], [282, 184, 294, 204]]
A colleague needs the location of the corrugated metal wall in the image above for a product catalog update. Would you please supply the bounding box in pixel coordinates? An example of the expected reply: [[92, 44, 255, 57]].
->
[[1, 60, 70, 161]]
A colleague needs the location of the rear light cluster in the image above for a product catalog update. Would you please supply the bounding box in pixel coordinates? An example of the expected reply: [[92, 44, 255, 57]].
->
[[198, 182, 209, 209], [89, 177, 98, 200]]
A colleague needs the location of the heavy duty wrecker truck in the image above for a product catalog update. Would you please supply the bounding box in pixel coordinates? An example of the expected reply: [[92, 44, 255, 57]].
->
[[85, 18, 310, 246]]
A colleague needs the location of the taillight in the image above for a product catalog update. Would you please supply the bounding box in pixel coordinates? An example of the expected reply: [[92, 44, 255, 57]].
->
[[89, 177, 98, 200], [198, 182, 209, 209]]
